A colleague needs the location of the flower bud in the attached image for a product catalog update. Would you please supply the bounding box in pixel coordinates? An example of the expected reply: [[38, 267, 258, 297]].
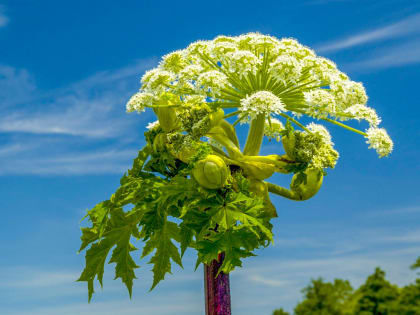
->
[[290, 168, 323, 200], [192, 155, 228, 189]]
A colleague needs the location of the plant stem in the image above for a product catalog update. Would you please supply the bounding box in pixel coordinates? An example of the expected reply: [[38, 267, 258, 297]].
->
[[204, 252, 231, 315], [223, 111, 241, 119], [243, 114, 265, 155], [278, 113, 310, 132], [266, 182, 301, 201], [322, 117, 367, 136]]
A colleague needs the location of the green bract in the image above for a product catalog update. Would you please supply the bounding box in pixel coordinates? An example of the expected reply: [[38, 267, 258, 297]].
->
[[78, 32, 394, 300]]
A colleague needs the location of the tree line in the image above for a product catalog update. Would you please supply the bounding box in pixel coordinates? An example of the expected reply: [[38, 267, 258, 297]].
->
[[272, 257, 420, 315]]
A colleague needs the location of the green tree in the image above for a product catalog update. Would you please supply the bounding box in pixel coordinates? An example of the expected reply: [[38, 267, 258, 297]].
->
[[410, 257, 420, 273], [272, 308, 291, 315], [398, 279, 420, 315], [354, 267, 399, 315], [397, 257, 420, 315], [294, 278, 353, 315]]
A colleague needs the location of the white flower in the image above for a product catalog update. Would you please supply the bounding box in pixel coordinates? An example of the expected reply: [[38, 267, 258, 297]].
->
[[269, 55, 302, 84], [237, 32, 280, 52], [146, 120, 160, 130], [196, 70, 229, 96], [159, 50, 188, 73], [276, 38, 315, 59], [331, 80, 368, 110], [365, 127, 393, 158], [179, 65, 204, 81], [302, 56, 338, 84], [240, 91, 286, 118], [141, 69, 175, 91], [225, 50, 261, 78], [264, 118, 284, 141], [306, 122, 333, 145], [126, 92, 155, 113], [344, 104, 381, 126], [186, 40, 213, 59], [211, 41, 237, 58], [304, 89, 336, 118]]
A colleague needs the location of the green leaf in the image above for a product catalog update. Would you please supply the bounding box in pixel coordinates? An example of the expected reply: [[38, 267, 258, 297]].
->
[[212, 196, 273, 242], [127, 144, 152, 178], [77, 236, 115, 302], [179, 224, 195, 258], [78, 227, 99, 252], [108, 228, 139, 298], [141, 220, 183, 291], [86, 200, 112, 239], [78, 207, 142, 301]]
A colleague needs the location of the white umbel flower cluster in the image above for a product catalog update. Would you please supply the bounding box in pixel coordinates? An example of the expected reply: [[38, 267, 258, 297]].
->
[[365, 127, 393, 158], [125, 32, 393, 158], [226, 50, 261, 79], [344, 104, 381, 126], [126, 92, 155, 113], [240, 91, 286, 118], [159, 50, 188, 73], [304, 90, 336, 119], [196, 71, 228, 97], [141, 69, 175, 92], [270, 55, 302, 84]]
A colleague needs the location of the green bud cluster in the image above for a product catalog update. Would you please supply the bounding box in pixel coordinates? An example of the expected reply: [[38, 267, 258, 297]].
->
[[178, 103, 213, 139], [282, 130, 339, 171]]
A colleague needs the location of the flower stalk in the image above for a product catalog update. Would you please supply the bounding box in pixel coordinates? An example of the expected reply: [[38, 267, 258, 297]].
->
[[243, 113, 266, 155], [204, 252, 231, 315]]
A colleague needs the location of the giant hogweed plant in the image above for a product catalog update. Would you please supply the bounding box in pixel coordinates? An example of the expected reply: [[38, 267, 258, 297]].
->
[[78, 33, 393, 301]]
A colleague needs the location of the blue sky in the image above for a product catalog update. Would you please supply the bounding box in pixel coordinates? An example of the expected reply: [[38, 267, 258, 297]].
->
[[0, 0, 419, 314]]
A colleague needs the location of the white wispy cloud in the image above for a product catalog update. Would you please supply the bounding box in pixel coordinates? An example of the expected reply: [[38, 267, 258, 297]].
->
[[2, 294, 203, 315], [363, 205, 420, 217], [273, 236, 327, 248], [0, 58, 157, 175], [344, 39, 420, 71], [0, 269, 78, 289], [0, 59, 156, 137], [247, 274, 291, 287], [317, 13, 420, 53], [0, 143, 30, 156], [0, 65, 36, 107], [379, 230, 420, 243], [0, 144, 139, 175], [0, 5, 9, 28]]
